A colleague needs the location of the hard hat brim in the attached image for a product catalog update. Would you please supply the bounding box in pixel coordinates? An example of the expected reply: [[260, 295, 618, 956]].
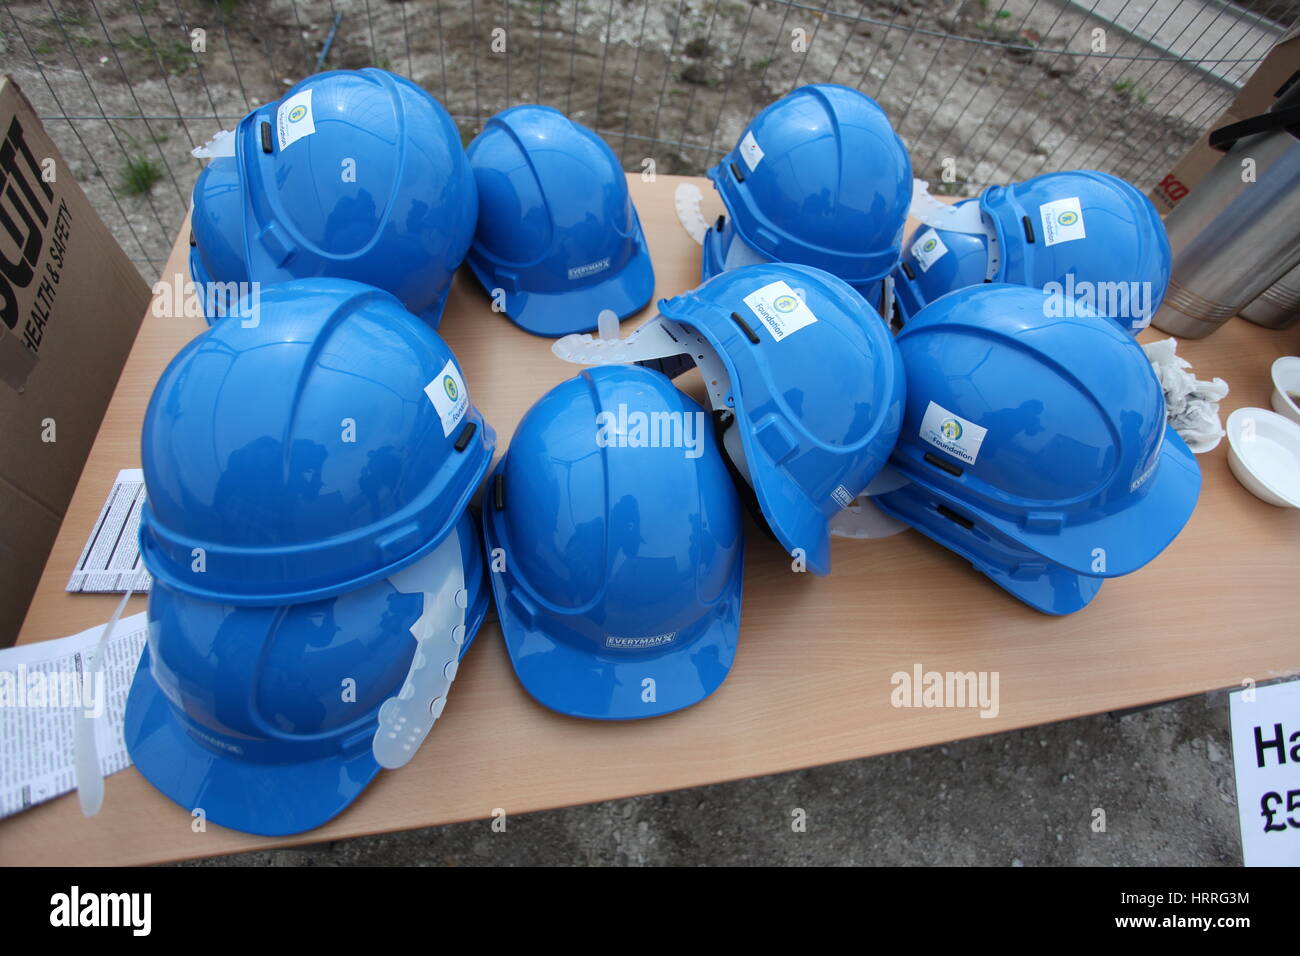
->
[[123, 647, 381, 837], [988, 423, 1201, 577], [470, 228, 656, 339], [483, 483, 744, 720], [875, 481, 1106, 615], [892, 422, 1201, 580]]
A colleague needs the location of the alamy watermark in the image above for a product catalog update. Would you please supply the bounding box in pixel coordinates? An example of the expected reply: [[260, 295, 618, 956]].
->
[[595, 403, 708, 459], [891, 663, 1000, 718], [0, 666, 106, 718], [1042, 274, 1155, 330], [152, 276, 262, 327]]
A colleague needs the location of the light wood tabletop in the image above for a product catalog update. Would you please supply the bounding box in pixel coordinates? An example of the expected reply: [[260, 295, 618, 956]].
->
[[4, 174, 1298, 865]]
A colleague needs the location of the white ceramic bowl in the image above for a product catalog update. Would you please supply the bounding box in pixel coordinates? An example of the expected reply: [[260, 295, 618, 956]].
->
[[1271, 356, 1300, 427], [1226, 407, 1300, 509]]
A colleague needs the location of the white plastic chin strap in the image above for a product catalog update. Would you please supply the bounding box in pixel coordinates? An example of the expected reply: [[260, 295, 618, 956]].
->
[[909, 178, 1001, 281], [192, 128, 236, 160], [372, 525, 468, 770], [828, 466, 911, 540], [674, 183, 710, 246], [553, 312, 734, 411]]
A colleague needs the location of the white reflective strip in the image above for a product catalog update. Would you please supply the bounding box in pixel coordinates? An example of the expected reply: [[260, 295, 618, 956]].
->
[[909, 178, 1001, 281], [674, 183, 709, 246], [372, 526, 468, 770]]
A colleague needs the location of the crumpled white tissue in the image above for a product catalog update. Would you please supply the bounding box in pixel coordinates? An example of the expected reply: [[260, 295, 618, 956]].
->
[[1143, 337, 1229, 454]]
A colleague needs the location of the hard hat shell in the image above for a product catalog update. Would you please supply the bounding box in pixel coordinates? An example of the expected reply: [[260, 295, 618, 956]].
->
[[464, 105, 655, 337], [138, 278, 495, 607], [980, 170, 1171, 333], [892, 199, 991, 323], [656, 263, 905, 575], [483, 364, 744, 720], [707, 84, 912, 285], [124, 509, 488, 836], [189, 68, 477, 328], [700, 213, 890, 315], [875, 283, 1199, 612]]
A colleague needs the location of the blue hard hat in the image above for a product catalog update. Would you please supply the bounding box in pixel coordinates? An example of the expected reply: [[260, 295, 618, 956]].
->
[[482, 364, 744, 720], [125, 278, 495, 834], [700, 212, 890, 315], [874, 283, 1200, 614], [125, 509, 489, 836], [139, 279, 493, 605], [655, 263, 905, 575], [464, 105, 655, 337], [189, 68, 477, 328], [981, 170, 1171, 334], [892, 199, 991, 324], [707, 84, 912, 286]]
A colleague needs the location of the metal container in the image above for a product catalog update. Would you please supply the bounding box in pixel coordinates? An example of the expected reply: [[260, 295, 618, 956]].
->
[[1240, 260, 1300, 329], [1152, 80, 1300, 339]]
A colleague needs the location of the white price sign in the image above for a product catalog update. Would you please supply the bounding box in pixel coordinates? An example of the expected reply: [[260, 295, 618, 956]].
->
[[1229, 677, 1300, 866]]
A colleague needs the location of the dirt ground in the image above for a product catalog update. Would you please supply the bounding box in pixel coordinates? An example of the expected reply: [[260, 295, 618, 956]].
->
[[4, 0, 1290, 275]]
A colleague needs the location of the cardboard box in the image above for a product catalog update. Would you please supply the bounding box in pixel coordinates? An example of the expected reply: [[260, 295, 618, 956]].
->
[[0, 76, 150, 644], [1150, 28, 1300, 213]]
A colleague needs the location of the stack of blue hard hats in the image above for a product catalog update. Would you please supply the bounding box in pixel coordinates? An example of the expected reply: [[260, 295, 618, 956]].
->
[[123, 68, 1200, 837]]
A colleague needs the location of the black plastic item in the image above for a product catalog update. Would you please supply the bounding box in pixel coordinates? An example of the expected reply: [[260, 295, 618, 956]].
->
[[492, 473, 505, 511], [731, 162, 746, 183], [1021, 215, 1036, 244], [453, 421, 477, 453], [188, 231, 196, 248], [900, 261, 915, 280], [1210, 72, 1300, 152], [729, 310, 761, 344], [1209, 103, 1300, 152], [260, 121, 273, 153], [923, 451, 962, 477], [715, 214, 726, 232], [936, 503, 974, 530]]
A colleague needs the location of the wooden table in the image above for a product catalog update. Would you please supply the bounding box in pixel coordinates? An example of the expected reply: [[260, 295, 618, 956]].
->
[[4, 175, 1298, 865]]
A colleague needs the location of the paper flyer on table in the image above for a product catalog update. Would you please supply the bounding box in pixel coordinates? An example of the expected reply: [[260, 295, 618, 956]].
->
[[0, 613, 148, 820]]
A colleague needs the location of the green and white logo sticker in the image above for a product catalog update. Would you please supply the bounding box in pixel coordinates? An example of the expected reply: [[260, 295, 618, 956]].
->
[[742, 279, 819, 342], [1038, 196, 1086, 247], [425, 358, 469, 437], [910, 228, 949, 273], [275, 89, 316, 151], [739, 130, 765, 171], [919, 400, 987, 465]]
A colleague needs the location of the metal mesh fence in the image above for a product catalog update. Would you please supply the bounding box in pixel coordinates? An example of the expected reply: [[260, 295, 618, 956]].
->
[[3, 0, 1295, 277]]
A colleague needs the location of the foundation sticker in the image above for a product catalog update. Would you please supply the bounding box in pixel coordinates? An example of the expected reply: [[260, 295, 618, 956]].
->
[[739, 131, 765, 171], [910, 229, 949, 272], [425, 359, 469, 437], [276, 89, 316, 151], [743, 280, 819, 342], [1038, 197, 1086, 247], [919, 400, 987, 465]]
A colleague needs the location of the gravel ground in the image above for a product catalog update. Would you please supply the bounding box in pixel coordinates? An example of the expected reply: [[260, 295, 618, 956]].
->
[[177, 694, 1243, 866], [5, 0, 1292, 276]]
